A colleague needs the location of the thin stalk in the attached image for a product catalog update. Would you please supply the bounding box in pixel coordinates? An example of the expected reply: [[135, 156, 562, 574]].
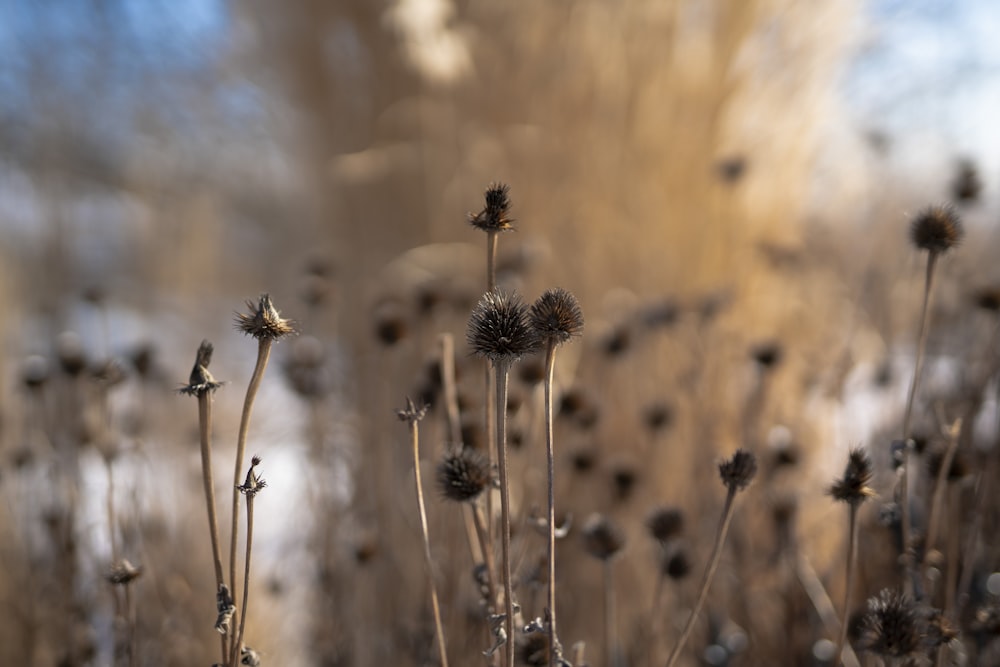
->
[[472, 503, 500, 667], [604, 560, 618, 667], [543, 339, 560, 667], [923, 420, 961, 593], [665, 489, 737, 667], [232, 493, 256, 667], [795, 554, 861, 667], [834, 504, 860, 667], [106, 459, 119, 564], [228, 337, 274, 652], [494, 361, 515, 667], [198, 392, 228, 666], [484, 229, 499, 616], [900, 251, 938, 592], [408, 417, 450, 667], [439, 333, 462, 446], [125, 581, 136, 667]]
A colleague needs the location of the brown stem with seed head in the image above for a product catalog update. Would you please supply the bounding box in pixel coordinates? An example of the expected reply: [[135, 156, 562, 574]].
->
[[543, 339, 561, 667], [198, 392, 228, 666], [834, 503, 859, 667], [232, 489, 255, 667], [494, 361, 515, 667]]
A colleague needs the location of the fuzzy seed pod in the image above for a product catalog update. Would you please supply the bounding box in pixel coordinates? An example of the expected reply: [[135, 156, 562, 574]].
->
[[235, 293, 295, 341], [909, 205, 964, 254], [829, 447, 875, 506], [468, 182, 514, 233], [860, 589, 922, 658], [437, 448, 492, 502], [467, 289, 539, 363], [718, 449, 758, 491], [581, 513, 625, 561], [530, 288, 584, 346]]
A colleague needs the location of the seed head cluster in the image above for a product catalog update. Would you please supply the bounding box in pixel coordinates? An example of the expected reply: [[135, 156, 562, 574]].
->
[[530, 288, 584, 346], [235, 293, 296, 341], [467, 289, 539, 363], [909, 205, 964, 254], [468, 182, 514, 233], [437, 448, 492, 502], [829, 447, 875, 506], [718, 449, 758, 492]]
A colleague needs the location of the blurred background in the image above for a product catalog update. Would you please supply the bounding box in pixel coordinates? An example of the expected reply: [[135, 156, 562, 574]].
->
[[2, 0, 1000, 665]]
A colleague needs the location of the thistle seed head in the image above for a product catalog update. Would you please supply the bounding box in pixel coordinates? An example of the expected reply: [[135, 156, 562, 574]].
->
[[530, 288, 584, 346], [235, 293, 295, 341], [437, 447, 492, 502], [467, 289, 539, 364], [829, 447, 875, 506], [468, 182, 514, 233], [860, 589, 922, 658], [179, 340, 224, 397], [718, 449, 758, 491], [910, 205, 964, 254], [581, 513, 625, 561]]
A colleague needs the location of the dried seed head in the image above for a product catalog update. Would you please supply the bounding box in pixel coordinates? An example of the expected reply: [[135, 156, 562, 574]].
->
[[396, 397, 429, 423], [973, 286, 1000, 313], [467, 289, 539, 364], [718, 449, 758, 491], [237, 456, 267, 498], [860, 589, 922, 658], [235, 293, 295, 341], [468, 182, 514, 233], [581, 513, 625, 561], [105, 558, 143, 585], [530, 288, 584, 346], [179, 340, 224, 397], [750, 341, 783, 369], [661, 544, 691, 580], [21, 355, 49, 391], [215, 584, 236, 635], [646, 506, 685, 542], [829, 447, 875, 506], [910, 205, 964, 254], [437, 448, 492, 502], [952, 159, 982, 203]]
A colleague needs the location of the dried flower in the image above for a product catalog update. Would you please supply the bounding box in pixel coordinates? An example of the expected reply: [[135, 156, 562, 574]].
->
[[718, 449, 758, 491], [859, 589, 922, 658], [105, 558, 143, 585], [829, 447, 875, 506], [909, 205, 964, 254], [530, 288, 584, 346], [437, 448, 492, 502], [581, 513, 625, 561], [468, 182, 514, 233], [467, 289, 539, 364], [179, 340, 224, 397], [661, 544, 691, 580], [235, 293, 295, 341], [646, 507, 685, 543], [237, 455, 267, 498], [215, 583, 236, 635], [396, 397, 429, 423]]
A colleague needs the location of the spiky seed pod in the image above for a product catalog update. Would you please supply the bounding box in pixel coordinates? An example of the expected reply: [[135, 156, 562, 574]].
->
[[860, 589, 923, 658], [530, 288, 584, 346], [611, 464, 639, 502], [237, 455, 267, 498], [909, 205, 964, 254], [468, 182, 514, 233], [437, 448, 492, 502], [235, 293, 295, 341], [829, 447, 875, 506], [179, 340, 224, 397], [467, 289, 539, 363], [581, 513, 625, 561], [718, 449, 758, 491], [646, 507, 685, 543]]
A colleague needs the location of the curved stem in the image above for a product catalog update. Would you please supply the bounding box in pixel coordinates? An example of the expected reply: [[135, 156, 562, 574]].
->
[[410, 419, 450, 667], [228, 337, 273, 652], [494, 362, 515, 667], [665, 489, 737, 667]]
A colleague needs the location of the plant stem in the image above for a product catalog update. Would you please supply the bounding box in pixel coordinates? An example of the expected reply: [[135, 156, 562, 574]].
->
[[834, 504, 859, 667], [232, 492, 255, 667], [900, 251, 938, 593], [543, 339, 560, 667], [604, 560, 618, 667], [228, 337, 273, 656], [494, 361, 515, 667], [665, 488, 737, 667], [197, 392, 228, 666], [408, 416, 450, 667]]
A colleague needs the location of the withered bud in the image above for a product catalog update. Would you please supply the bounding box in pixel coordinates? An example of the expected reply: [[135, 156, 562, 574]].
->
[[237, 456, 267, 498], [396, 397, 429, 423], [468, 182, 514, 233], [215, 584, 236, 635], [910, 205, 964, 254], [235, 293, 295, 341], [179, 340, 224, 397], [718, 449, 758, 492], [829, 447, 875, 506]]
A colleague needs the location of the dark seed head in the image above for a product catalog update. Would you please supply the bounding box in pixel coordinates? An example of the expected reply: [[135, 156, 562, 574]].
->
[[235, 293, 295, 341], [374, 300, 408, 346], [661, 544, 691, 580], [829, 447, 875, 506], [179, 340, 223, 397], [860, 589, 922, 658], [468, 182, 514, 233], [909, 205, 964, 254], [21, 355, 49, 391], [437, 448, 491, 502], [750, 341, 783, 369], [718, 449, 758, 492], [952, 159, 982, 203], [646, 506, 685, 542], [467, 289, 539, 364], [530, 288, 584, 346], [581, 513, 625, 561], [972, 286, 1000, 313]]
